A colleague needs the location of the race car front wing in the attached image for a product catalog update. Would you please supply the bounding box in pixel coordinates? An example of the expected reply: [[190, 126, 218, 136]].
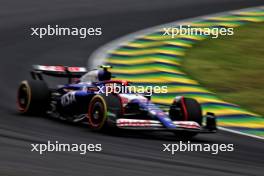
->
[[116, 114, 217, 133]]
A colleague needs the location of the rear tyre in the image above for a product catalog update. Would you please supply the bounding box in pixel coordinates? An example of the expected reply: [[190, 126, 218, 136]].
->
[[17, 80, 50, 115], [87, 95, 108, 130]]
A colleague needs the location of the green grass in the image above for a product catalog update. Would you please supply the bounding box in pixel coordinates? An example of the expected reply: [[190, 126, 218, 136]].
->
[[182, 23, 264, 116]]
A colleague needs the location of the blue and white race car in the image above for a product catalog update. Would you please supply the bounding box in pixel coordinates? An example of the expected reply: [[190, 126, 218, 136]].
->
[[17, 65, 217, 138]]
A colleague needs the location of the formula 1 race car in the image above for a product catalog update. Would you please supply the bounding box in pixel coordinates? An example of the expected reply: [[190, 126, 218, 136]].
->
[[17, 65, 217, 137]]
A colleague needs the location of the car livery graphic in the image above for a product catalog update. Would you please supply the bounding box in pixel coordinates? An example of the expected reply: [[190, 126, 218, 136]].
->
[[17, 65, 217, 138]]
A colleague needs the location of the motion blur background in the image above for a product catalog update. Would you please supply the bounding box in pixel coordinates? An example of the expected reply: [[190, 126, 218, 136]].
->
[[0, 0, 263, 176]]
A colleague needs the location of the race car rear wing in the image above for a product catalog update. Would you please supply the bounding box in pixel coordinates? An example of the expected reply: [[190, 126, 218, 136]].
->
[[31, 65, 87, 83]]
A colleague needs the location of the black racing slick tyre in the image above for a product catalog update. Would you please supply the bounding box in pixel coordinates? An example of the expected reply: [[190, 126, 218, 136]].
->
[[17, 80, 50, 115], [87, 95, 108, 130], [170, 97, 203, 125], [170, 97, 203, 139], [184, 98, 203, 125]]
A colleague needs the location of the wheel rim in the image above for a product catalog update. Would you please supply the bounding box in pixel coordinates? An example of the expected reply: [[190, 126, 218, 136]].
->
[[17, 84, 30, 111], [88, 98, 106, 129]]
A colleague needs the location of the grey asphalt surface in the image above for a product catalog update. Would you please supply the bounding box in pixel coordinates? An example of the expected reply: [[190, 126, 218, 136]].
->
[[0, 0, 264, 176]]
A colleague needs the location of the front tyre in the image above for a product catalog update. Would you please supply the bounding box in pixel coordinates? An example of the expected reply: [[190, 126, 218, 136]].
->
[[87, 95, 108, 130], [183, 98, 203, 125], [170, 97, 203, 139], [17, 80, 50, 115], [170, 97, 203, 125]]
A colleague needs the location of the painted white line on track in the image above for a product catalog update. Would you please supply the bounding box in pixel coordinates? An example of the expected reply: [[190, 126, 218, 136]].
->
[[218, 127, 264, 140]]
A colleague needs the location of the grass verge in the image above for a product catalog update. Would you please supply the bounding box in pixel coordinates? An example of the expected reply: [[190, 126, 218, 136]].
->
[[182, 23, 264, 116]]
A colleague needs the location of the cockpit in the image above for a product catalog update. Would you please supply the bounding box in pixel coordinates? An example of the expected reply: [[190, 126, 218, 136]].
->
[[80, 65, 112, 83]]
